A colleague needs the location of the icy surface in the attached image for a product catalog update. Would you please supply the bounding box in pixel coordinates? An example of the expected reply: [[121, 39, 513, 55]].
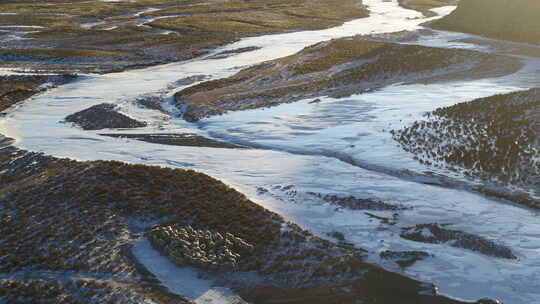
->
[[1, 1, 540, 303], [0, 68, 62, 76], [429, 6, 457, 17], [132, 240, 246, 304]]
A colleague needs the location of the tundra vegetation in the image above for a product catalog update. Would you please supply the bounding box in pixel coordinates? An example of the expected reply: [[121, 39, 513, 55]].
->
[[0, 0, 368, 73], [64, 103, 148, 130], [173, 38, 521, 121], [392, 89, 540, 207], [0, 0, 533, 303], [0, 74, 76, 112], [0, 144, 496, 304]]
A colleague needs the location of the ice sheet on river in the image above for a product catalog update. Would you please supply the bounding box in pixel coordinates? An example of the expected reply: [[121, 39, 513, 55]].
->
[[1, 1, 540, 303]]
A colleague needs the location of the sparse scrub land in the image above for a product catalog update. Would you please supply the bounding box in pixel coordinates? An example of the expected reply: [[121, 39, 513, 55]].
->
[[0, 145, 351, 302], [64, 103, 147, 130], [0, 279, 167, 304], [0, 0, 369, 73], [430, 0, 540, 45], [392, 89, 540, 207], [0, 1, 534, 302], [148, 0, 368, 35], [0, 147, 191, 303], [173, 38, 521, 121], [0, 74, 76, 112], [0, 142, 497, 303]]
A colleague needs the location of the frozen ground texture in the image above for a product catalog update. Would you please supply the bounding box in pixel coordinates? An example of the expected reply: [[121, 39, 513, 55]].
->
[[1, 1, 540, 303]]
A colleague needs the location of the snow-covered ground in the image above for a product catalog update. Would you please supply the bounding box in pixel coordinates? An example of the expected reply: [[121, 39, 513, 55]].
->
[[1, 1, 540, 303], [132, 240, 246, 304], [0, 68, 56, 76]]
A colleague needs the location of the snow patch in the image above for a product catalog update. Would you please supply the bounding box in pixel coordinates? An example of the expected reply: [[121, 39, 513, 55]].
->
[[132, 240, 246, 304]]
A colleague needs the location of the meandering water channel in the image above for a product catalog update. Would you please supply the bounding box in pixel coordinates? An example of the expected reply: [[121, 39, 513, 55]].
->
[[2, 1, 540, 303]]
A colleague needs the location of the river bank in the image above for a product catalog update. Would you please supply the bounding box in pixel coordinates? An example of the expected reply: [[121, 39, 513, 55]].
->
[[1, 138, 494, 304], [1, 1, 539, 303], [0, 74, 77, 112], [0, 0, 368, 74], [172, 36, 521, 121]]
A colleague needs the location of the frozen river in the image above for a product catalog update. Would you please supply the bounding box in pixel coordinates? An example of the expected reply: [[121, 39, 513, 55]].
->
[[1, 1, 540, 303]]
